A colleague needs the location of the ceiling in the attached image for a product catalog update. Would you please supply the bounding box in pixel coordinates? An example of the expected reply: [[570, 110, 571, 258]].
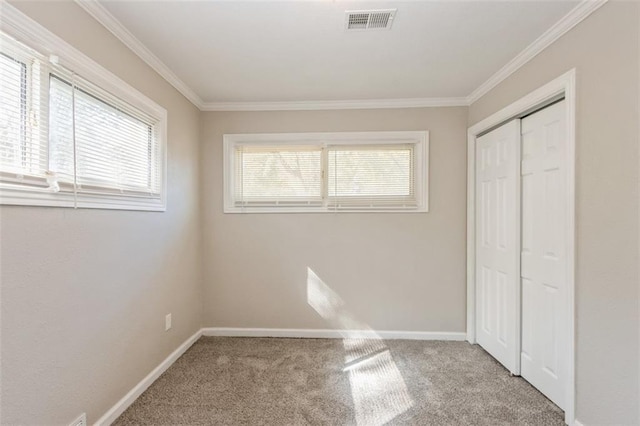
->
[[96, 0, 580, 106]]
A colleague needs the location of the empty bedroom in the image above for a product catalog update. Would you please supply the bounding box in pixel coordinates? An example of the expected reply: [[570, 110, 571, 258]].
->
[[0, 0, 638, 425]]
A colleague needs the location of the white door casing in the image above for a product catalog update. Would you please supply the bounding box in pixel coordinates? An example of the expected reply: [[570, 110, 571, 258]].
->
[[520, 100, 567, 409], [475, 119, 521, 374]]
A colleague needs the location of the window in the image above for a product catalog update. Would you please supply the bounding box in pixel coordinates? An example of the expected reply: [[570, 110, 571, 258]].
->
[[0, 31, 166, 211], [224, 131, 428, 213]]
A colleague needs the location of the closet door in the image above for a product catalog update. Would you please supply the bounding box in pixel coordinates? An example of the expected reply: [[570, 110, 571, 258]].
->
[[520, 100, 567, 409], [475, 119, 520, 374]]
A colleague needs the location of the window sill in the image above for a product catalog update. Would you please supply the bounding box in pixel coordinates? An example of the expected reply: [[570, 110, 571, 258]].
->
[[223, 206, 428, 214], [0, 186, 166, 212]]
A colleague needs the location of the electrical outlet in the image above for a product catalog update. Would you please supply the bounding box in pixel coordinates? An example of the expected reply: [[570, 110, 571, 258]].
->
[[69, 413, 86, 426], [165, 313, 172, 331]]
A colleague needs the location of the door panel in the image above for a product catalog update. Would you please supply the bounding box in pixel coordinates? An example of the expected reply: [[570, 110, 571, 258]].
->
[[520, 100, 567, 409], [475, 119, 520, 374]]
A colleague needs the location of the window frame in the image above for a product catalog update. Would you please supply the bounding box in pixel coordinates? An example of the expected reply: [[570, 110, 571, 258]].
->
[[223, 131, 429, 213], [0, 8, 168, 212]]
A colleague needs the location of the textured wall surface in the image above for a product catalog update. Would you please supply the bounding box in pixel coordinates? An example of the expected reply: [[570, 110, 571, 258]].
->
[[0, 2, 203, 424], [201, 108, 468, 333], [469, 2, 640, 424]]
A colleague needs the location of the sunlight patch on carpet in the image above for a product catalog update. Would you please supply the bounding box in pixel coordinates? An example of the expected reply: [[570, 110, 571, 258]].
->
[[307, 267, 414, 425]]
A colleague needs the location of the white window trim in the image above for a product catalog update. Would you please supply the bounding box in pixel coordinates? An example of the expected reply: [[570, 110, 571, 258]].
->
[[223, 131, 429, 214], [0, 2, 168, 212]]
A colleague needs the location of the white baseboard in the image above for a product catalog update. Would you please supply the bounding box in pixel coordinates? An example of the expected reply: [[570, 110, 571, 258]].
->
[[94, 329, 202, 426], [201, 327, 466, 341], [573, 420, 585, 426]]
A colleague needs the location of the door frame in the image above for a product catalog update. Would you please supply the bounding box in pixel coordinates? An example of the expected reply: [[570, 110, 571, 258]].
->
[[466, 69, 576, 425]]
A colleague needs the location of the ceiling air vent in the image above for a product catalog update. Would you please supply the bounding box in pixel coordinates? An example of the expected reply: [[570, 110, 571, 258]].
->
[[345, 9, 396, 31]]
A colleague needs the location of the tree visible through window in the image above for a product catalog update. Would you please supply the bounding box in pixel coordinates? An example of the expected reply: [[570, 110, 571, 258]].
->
[[327, 147, 413, 198], [0, 31, 166, 210], [236, 147, 322, 201], [49, 76, 155, 192], [225, 132, 428, 212]]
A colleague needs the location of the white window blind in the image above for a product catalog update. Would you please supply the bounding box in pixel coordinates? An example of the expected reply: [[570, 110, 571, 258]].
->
[[0, 53, 27, 175], [0, 31, 166, 210], [224, 132, 428, 213], [49, 74, 160, 196], [0, 46, 46, 184], [235, 145, 322, 207], [327, 145, 416, 209]]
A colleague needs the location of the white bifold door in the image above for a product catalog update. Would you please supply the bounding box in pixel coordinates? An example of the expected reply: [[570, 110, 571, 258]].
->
[[475, 119, 521, 374], [520, 101, 567, 409], [475, 100, 567, 410]]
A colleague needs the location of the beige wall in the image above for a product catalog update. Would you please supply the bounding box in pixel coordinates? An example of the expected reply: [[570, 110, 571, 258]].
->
[[468, 2, 640, 424], [201, 108, 468, 332], [0, 2, 202, 425], [2, 1, 638, 425]]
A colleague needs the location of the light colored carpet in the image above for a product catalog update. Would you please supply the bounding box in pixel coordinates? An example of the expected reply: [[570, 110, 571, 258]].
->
[[114, 337, 564, 425]]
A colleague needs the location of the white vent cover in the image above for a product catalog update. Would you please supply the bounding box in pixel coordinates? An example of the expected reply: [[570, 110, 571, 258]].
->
[[345, 9, 396, 31]]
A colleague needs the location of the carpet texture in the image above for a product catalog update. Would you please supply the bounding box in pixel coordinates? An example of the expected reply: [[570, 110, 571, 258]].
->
[[114, 337, 564, 425]]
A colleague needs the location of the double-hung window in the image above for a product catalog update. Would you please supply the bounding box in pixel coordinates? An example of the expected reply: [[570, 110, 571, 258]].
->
[[0, 30, 166, 211], [224, 131, 429, 213]]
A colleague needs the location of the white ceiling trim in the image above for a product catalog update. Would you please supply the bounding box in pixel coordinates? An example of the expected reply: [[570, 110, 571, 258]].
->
[[201, 97, 468, 112], [74, 0, 606, 111], [75, 0, 205, 108], [467, 0, 608, 104]]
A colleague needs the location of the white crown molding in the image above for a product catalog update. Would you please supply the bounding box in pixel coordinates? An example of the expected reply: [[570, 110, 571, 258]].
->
[[75, 0, 466, 111], [74, 0, 205, 109], [201, 97, 469, 111], [73, 0, 606, 111], [0, 0, 163, 121], [466, 0, 608, 104]]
